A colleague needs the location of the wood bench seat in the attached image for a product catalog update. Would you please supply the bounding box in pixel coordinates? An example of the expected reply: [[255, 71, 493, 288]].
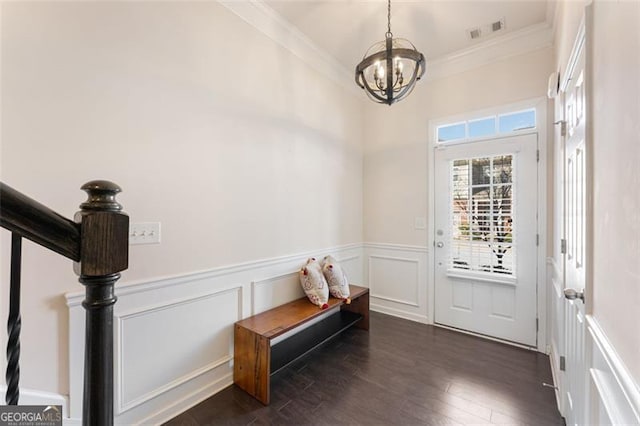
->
[[233, 284, 369, 404]]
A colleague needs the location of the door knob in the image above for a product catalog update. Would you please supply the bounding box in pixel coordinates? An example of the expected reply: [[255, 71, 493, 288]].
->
[[436, 242, 444, 248], [564, 288, 585, 303]]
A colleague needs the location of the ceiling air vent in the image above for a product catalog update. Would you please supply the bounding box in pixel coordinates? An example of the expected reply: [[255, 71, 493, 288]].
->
[[467, 18, 506, 40], [491, 18, 505, 33], [468, 28, 482, 40]]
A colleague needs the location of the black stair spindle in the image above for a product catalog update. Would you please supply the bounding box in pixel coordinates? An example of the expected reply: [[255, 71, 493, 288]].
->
[[6, 233, 22, 405]]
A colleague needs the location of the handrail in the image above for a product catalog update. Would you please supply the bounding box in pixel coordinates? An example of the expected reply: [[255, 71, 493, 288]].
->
[[0, 182, 81, 261], [0, 180, 129, 426]]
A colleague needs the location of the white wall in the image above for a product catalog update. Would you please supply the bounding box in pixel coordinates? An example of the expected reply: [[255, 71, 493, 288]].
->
[[363, 46, 553, 245], [362, 47, 553, 322], [589, 0, 640, 385], [0, 1, 363, 398]]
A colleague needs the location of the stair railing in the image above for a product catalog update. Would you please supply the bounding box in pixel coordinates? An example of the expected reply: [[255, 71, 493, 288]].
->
[[0, 180, 129, 425]]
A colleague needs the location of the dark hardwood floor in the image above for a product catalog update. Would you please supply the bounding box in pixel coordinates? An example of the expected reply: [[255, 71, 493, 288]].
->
[[165, 312, 564, 425]]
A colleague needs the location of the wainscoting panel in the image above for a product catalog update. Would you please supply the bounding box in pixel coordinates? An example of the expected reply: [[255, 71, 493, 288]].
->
[[65, 243, 363, 424], [335, 254, 362, 286], [116, 286, 242, 413], [586, 316, 640, 425], [364, 243, 428, 323], [252, 272, 303, 315]]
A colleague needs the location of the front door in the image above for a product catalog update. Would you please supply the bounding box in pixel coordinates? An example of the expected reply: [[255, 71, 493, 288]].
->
[[562, 30, 587, 426], [434, 134, 538, 346]]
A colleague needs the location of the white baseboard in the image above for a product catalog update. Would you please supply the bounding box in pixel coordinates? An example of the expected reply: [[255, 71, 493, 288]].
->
[[548, 342, 564, 415], [0, 386, 68, 416], [137, 374, 233, 425], [370, 304, 429, 324]]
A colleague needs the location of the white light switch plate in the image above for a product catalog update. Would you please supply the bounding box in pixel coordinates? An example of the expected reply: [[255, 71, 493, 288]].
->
[[129, 222, 161, 245], [414, 217, 426, 230]]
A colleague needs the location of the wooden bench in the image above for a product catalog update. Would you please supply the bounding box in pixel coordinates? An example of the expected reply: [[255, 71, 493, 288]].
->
[[233, 284, 369, 404]]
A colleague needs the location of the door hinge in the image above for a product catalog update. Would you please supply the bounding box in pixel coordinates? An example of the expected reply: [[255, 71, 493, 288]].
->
[[536, 234, 540, 246], [561, 238, 567, 254], [536, 318, 539, 332], [560, 355, 566, 371], [536, 149, 540, 162]]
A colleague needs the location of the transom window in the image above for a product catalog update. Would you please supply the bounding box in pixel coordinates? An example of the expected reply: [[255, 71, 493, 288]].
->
[[437, 109, 536, 143], [450, 154, 515, 276]]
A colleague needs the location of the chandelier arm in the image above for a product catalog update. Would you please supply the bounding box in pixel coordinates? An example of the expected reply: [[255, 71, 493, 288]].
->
[[391, 63, 421, 100], [363, 79, 392, 103], [356, 69, 390, 101], [392, 73, 399, 90]]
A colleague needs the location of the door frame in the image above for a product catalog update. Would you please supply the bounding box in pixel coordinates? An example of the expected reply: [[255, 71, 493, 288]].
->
[[427, 97, 549, 352]]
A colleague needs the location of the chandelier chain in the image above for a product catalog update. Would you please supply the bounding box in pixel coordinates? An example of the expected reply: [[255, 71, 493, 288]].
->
[[387, 0, 392, 35]]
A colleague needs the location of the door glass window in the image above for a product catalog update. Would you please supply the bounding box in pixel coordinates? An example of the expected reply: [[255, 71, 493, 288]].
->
[[451, 154, 515, 275]]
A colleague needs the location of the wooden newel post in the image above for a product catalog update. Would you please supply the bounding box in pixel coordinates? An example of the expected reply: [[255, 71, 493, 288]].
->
[[74, 181, 129, 426]]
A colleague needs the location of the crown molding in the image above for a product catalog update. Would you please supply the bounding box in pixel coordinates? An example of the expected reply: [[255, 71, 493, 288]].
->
[[220, 0, 553, 92], [426, 22, 554, 81], [548, 0, 561, 44], [218, 0, 362, 98]]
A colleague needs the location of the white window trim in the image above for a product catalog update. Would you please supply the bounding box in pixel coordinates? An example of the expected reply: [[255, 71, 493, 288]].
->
[[431, 99, 543, 146]]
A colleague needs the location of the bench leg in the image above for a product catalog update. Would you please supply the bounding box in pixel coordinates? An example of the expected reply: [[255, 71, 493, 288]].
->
[[342, 292, 369, 330], [234, 325, 271, 404]]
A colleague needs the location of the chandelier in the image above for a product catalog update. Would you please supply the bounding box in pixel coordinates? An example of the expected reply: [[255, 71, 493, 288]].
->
[[355, 0, 426, 105]]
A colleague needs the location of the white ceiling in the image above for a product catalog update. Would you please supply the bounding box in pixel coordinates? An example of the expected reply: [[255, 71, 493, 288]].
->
[[264, 0, 553, 71]]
